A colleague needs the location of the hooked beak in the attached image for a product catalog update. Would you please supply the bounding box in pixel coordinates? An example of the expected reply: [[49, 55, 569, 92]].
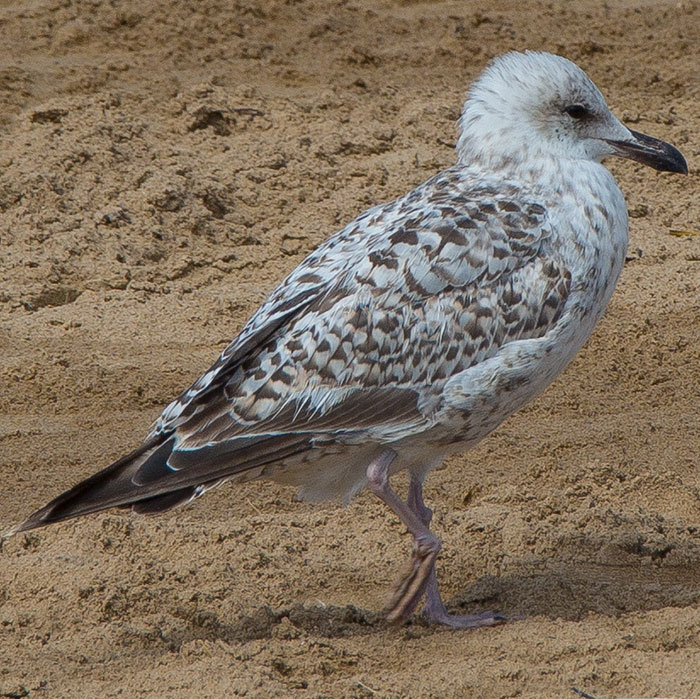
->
[[605, 129, 688, 174]]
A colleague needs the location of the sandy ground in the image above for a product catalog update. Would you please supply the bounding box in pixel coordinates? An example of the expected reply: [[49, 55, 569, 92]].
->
[[1, 0, 699, 696]]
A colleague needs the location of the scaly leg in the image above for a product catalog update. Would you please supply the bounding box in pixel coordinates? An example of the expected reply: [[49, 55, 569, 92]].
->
[[366, 450, 441, 624], [406, 474, 505, 629]]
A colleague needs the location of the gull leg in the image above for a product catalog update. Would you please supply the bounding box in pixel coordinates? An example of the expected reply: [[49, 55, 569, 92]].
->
[[406, 475, 505, 630], [366, 450, 441, 625]]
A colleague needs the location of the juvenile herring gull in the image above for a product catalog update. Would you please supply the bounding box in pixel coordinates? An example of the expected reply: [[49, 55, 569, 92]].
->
[[14, 51, 687, 628]]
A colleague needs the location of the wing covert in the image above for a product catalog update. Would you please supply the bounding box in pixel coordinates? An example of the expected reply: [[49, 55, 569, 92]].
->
[[151, 168, 570, 477]]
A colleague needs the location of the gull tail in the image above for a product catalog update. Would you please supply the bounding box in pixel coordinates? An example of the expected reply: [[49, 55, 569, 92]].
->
[[11, 436, 201, 534]]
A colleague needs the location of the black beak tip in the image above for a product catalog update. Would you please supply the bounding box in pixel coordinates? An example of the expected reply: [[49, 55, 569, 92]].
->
[[669, 146, 689, 175], [657, 139, 688, 175]]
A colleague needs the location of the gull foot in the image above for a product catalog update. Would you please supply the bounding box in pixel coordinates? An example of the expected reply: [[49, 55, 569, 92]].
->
[[384, 537, 440, 625]]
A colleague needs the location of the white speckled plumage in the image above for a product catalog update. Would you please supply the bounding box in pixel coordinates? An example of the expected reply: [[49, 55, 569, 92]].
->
[[15, 51, 687, 627]]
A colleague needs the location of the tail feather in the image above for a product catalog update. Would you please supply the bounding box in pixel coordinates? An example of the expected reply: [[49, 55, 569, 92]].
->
[[129, 486, 201, 514]]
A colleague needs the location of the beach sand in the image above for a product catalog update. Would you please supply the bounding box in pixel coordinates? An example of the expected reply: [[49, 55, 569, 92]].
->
[[1, 1, 699, 696]]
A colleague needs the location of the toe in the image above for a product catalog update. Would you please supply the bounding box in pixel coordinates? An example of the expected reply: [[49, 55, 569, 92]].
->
[[425, 609, 506, 630]]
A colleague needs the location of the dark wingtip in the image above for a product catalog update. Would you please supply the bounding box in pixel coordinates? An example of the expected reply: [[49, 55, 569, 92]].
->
[[12, 436, 171, 533], [5, 503, 57, 535]]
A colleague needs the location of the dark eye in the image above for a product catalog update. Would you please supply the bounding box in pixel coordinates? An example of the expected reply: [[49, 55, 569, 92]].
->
[[564, 104, 590, 119]]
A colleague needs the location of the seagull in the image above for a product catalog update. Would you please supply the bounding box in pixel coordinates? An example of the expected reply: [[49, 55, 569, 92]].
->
[[12, 51, 687, 629]]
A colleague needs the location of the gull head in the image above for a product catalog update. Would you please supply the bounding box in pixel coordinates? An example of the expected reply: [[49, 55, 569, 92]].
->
[[457, 51, 687, 175]]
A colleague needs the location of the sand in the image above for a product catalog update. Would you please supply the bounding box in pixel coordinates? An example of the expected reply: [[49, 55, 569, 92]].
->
[[1, 0, 699, 696]]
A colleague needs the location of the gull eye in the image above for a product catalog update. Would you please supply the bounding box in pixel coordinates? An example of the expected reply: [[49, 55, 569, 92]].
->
[[564, 104, 590, 119]]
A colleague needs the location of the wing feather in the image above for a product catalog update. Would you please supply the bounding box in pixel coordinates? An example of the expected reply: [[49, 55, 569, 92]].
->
[[158, 168, 568, 462]]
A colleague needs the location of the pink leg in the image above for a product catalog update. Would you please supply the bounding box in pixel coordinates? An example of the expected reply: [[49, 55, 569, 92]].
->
[[366, 450, 441, 625], [406, 475, 504, 629]]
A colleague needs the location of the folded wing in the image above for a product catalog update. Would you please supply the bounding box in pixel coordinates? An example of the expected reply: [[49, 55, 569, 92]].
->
[[17, 171, 572, 531]]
